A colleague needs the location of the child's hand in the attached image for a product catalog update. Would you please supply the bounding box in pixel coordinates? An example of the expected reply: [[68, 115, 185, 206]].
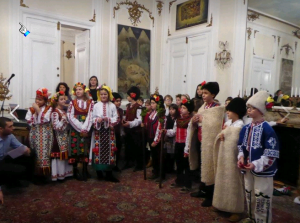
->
[[184, 153, 189, 158], [80, 132, 88, 137], [237, 157, 245, 169], [122, 121, 130, 127], [103, 117, 109, 122], [141, 123, 144, 127], [244, 163, 255, 170], [97, 118, 103, 123], [160, 129, 166, 134], [151, 142, 156, 147], [32, 103, 39, 110], [220, 133, 225, 141], [192, 114, 200, 124]]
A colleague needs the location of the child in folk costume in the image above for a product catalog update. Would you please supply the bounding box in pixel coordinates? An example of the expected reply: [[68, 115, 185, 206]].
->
[[50, 91, 73, 181], [112, 92, 124, 172], [89, 85, 119, 182], [187, 82, 224, 207], [141, 100, 152, 168], [67, 83, 93, 181], [213, 98, 247, 222], [26, 88, 53, 180], [122, 86, 143, 171], [164, 104, 180, 173], [149, 93, 166, 180], [238, 91, 279, 223], [166, 99, 194, 193], [164, 95, 173, 116]]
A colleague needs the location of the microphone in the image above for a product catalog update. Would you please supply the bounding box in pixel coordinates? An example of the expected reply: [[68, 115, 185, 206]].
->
[[5, 74, 15, 85]]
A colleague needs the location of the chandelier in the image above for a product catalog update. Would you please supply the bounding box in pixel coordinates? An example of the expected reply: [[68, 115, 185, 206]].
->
[[215, 41, 232, 70]]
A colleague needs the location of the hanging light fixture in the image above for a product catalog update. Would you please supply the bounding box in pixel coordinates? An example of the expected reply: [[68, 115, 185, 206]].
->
[[215, 41, 232, 70]]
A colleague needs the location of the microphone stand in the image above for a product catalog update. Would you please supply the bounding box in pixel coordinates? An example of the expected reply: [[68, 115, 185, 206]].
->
[[1, 81, 11, 117]]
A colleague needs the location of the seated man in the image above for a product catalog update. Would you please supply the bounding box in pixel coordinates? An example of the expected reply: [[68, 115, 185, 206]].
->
[[0, 117, 34, 204]]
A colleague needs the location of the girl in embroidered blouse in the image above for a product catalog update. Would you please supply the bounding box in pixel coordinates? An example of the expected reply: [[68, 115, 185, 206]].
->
[[50, 91, 73, 181], [25, 88, 53, 181], [90, 85, 119, 182], [67, 83, 93, 181]]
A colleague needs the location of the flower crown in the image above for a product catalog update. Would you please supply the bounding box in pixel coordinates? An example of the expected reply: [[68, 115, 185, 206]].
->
[[36, 88, 51, 98], [73, 82, 86, 95], [50, 91, 65, 105]]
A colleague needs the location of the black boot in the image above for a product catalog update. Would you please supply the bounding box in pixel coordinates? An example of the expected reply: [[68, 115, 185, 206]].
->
[[73, 164, 82, 181], [105, 171, 119, 183], [201, 184, 214, 207], [190, 182, 206, 198], [96, 171, 104, 180]]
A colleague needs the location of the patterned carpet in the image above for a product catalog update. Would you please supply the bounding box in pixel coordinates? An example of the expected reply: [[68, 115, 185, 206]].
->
[[0, 168, 300, 223]]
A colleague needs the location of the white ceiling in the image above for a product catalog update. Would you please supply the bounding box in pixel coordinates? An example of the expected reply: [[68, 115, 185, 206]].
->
[[248, 0, 300, 26]]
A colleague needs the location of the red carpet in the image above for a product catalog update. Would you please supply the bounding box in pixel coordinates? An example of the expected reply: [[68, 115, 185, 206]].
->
[[0, 169, 300, 223]]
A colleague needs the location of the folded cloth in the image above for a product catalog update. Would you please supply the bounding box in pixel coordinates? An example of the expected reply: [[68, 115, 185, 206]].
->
[[294, 196, 300, 205]]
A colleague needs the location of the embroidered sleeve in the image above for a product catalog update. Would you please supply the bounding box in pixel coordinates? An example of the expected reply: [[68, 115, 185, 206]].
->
[[252, 156, 276, 172], [67, 101, 82, 132], [92, 103, 102, 130], [237, 126, 247, 159], [166, 121, 176, 137], [51, 111, 68, 131], [108, 103, 118, 127], [81, 100, 94, 133], [25, 108, 34, 126], [184, 122, 192, 155], [129, 108, 142, 128], [153, 118, 166, 146]]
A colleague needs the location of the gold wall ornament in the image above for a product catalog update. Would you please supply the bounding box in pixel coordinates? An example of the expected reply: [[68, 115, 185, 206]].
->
[[254, 30, 259, 38], [247, 11, 259, 22], [57, 21, 60, 31], [293, 29, 300, 39], [113, 0, 154, 27], [214, 41, 232, 70], [89, 9, 96, 22], [246, 27, 252, 40], [66, 50, 73, 60], [206, 14, 213, 27], [278, 36, 281, 46], [156, 1, 164, 16], [0, 74, 12, 101], [20, 0, 29, 8], [280, 44, 294, 56], [169, 0, 177, 13]]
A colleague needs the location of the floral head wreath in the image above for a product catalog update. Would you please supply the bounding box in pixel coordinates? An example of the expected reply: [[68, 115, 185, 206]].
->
[[50, 91, 65, 105], [97, 84, 114, 101], [36, 87, 51, 99], [72, 82, 86, 95]]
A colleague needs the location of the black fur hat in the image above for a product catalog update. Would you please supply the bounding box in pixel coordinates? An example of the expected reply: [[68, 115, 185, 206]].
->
[[201, 82, 220, 97], [112, 92, 122, 101], [181, 98, 195, 113], [226, 97, 247, 119], [127, 86, 140, 101]]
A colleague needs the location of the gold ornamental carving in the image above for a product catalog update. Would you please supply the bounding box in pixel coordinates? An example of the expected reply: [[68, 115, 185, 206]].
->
[[156, 1, 164, 16], [169, 0, 177, 13], [247, 11, 259, 22], [20, 0, 29, 8], [246, 27, 252, 40], [66, 50, 73, 60], [206, 14, 213, 27], [113, 0, 154, 27], [293, 29, 300, 39], [280, 44, 294, 56], [89, 9, 96, 22], [0, 74, 12, 101]]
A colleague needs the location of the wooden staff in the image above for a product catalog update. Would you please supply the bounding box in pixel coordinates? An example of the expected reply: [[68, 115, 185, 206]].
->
[[159, 130, 165, 189], [142, 125, 146, 180]]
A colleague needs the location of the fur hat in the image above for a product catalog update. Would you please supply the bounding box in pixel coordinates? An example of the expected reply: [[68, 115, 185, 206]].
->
[[112, 92, 122, 102], [201, 82, 220, 97], [226, 97, 247, 119], [127, 86, 140, 101], [181, 98, 194, 113], [246, 90, 269, 115]]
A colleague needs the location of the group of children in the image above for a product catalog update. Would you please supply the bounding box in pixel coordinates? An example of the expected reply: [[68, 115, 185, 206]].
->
[[24, 77, 278, 223]]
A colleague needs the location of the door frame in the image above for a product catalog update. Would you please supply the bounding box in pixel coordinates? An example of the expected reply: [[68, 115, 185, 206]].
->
[[9, 3, 97, 108]]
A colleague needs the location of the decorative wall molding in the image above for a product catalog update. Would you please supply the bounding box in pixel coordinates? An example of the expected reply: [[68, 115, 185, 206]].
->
[[280, 44, 294, 56], [113, 0, 154, 27], [247, 11, 259, 22], [278, 36, 281, 46], [89, 9, 96, 22], [168, 27, 171, 36], [66, 50, 73, 60], [254, 30, 259, 38], [293, 29, 300, 39], [247, 27, 252, 40], [272, 35, 276, 42], [253, 48, 256, 55], [206, 14, 213, 27], [169, 0, 177, 13], [20, 0, 29, 8], [156, 1, 163, 16]]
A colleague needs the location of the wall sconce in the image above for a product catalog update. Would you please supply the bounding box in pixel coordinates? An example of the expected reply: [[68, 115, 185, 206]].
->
[[215, 41, 232, 70]]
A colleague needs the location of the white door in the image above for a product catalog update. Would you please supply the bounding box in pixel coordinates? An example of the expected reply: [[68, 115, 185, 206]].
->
[[186, 34, 209, 98], [23, 17, 61, 107], [169, 37, 187, 98], [75, 30, 90, 84], [251, 57, 273, 93]]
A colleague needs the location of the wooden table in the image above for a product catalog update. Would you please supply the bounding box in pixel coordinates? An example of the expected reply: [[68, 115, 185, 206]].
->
[[265, 108, 300, 193], [12, 120, 29, 144]]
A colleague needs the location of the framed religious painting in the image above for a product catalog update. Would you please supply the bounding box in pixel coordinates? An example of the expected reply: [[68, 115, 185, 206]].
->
[[117, 25, 151, 99], [280, 58, 293, 96], [176, 0, 209, 30]]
